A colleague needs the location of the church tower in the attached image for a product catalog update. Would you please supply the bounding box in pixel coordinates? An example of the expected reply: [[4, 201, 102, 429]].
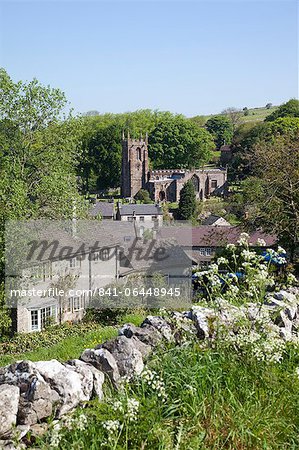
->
[[121, 132, 149, 198]]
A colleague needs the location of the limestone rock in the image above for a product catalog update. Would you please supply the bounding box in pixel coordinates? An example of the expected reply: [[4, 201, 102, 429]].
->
[[65, 359, 105, 400], [0, 384, 19, 437], [119, 323, 163, 347], [141, 316, 174, 342], [0, 360, 59, 425], [99, 336, 144, 377], [80, 348, 120, 386], [34, 359, 87, 417]]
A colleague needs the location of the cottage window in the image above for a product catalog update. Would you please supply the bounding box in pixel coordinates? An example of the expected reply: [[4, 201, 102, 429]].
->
[[70, 257, 80, 268], [199, 247, 212, 256], [73, 296, 83, 312], [127, 217, 133, 222], [139, 216, 145, 222], [31, 310, 39, 331], [152, 215, 158, 221], [30, 306, 56, 331], [101, 248, 110, 261]]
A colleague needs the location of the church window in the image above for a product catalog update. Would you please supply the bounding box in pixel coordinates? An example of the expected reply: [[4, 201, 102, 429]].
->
[[137, 147, 142, 161], [191, 175, 200, 192], [211, 180, 218, 189]]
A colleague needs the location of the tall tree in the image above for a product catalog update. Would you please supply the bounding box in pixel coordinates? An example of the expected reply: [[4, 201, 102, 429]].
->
[[0, 68, 84, 335], [178, 180, 197, 220], [240, 135, 299, 260], [149, 115, 214, 169], [206, 115, 234, 149]]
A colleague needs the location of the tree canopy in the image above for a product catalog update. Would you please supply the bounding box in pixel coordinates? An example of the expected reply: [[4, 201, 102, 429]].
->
[[148, 115, 214, 169], [265, 99, 299, 122], [206, 115, 234, 149]]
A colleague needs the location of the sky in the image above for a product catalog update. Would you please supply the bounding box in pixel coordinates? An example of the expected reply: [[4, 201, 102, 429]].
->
[[0, 0, 297, 116]]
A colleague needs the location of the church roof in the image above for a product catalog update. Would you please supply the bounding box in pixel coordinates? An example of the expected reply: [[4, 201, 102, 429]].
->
[[118, 204, 163, 216]]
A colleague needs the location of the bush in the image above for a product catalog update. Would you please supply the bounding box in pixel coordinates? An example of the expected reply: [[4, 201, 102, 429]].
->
[[134, 189, 152, 204]]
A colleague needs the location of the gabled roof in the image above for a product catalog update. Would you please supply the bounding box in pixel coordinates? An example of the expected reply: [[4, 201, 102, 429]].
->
[[201, 215, 231, 226], [118, 204, 163, 216], [90, 202, 114, 218]]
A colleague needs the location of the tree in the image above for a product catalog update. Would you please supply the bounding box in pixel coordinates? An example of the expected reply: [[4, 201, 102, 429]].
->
[[221, 107, 242, 130], [206, 115, 234, 149], [178, 180, 197, 220], [149, 115, 214, 169], [240, 135, 299, 260], [0, 68, 84, 335], [134, 189, 152, 204], [265, 99, 299, 122], [265, 103, 273, 109]]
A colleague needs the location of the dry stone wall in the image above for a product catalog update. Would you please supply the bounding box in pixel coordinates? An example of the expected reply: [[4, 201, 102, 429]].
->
[[0, 288, 298, 448]]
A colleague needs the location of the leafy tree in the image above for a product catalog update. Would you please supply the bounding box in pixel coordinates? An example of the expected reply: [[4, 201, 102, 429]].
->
[[134, 189, 152, 204], [149, 115, 214, 169], [239, 135, 299, 260], [231, 117, 299, 180], [178, 180, 197, 220], [0, 68, 84, 335], [221, 107, 242, 130], [206, 115, 234, 149], [266, 103, 273, 109], [265, 99, 299, 122]]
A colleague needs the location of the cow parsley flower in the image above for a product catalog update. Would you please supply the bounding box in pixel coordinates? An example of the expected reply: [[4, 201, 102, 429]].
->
[[127, 398, 139, 422], [141, 369, 167, 400], [257, 238, 266, 246]]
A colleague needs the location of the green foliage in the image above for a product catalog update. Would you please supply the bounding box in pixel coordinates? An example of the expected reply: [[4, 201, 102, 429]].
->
[[134, 189, 152, 204], [206, 115, 234, 148], [0, 68, 86, 336], [37, 343, 299, 449], [240, 136, 299, 260], [148, 115, 214, 169], [265, 98, 299, 122], [178, 180, 197, 220]]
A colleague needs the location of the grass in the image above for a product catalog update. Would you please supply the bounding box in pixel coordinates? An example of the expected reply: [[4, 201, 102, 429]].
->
[[0, 312, 145, 367], [38, 343, 299, 449]]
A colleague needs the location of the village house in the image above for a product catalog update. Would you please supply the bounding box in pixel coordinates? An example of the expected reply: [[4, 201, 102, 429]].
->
[[160, 226, 276, 266], [116, 203, 163, 227], [8, 222, 120, 333], [90, 201, 115, 220]]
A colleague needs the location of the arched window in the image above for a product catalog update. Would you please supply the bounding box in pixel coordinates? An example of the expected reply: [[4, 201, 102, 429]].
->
[[136, 147, 142, 161], [191, 174, 200, 192]]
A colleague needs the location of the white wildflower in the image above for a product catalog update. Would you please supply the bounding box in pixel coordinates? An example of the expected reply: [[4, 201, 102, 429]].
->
[[112, 400, 124, 413], [127, 398, 139, 422], [217, 257, 229, 265], [226, 243, 236, 251], [277, 246, 286, 254], [257, 238, 266, 246], [237, 232, 250, 246]]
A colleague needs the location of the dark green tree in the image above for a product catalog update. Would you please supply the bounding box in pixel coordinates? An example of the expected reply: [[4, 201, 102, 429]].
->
[[265, 99, 299, 122], [149, 115, 214, 169], [134, 189, 152, 204], [178, 180, 197, 220], [206, 115, 234, 149]]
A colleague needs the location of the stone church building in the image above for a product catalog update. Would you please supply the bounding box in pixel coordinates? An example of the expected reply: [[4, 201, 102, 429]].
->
[[121, 134, 227, 202]]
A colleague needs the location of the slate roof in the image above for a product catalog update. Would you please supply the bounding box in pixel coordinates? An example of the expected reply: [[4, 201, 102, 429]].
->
[[160, 226, 276, 248], [201, 215, 226, 226], [118, 204, 163, 216], [90, 202, 114, 218]]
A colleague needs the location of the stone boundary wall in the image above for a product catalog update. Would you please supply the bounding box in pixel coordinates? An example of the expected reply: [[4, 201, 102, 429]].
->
[[0, 288, 298, 448]]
